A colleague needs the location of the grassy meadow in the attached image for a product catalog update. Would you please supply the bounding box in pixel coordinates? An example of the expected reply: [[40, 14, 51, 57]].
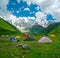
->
[[0, 34, 60, 58]]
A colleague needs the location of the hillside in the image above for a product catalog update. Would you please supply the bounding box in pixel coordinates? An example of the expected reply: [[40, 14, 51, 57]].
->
[[29, 24, 45, 36], [0, 18, 21, 35], [46, 22, 60, 35], [48, 26, 60, 35], [29, 22, 60, 36]]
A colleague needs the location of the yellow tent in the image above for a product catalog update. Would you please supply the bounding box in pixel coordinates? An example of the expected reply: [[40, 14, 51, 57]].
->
[[50, 34, 55, 37], [16, 35, 20, 38]]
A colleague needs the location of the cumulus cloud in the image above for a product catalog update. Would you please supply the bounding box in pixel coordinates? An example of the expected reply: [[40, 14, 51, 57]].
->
[[24, 8, 30, 11], [35, 6, 40, 11], [0, 0, 12, 20], [35, 11, 48, 27], [0, 0, 17, 24], [40, 0, 60, 22], [0, 0, 18, 23], [35, 12, 46, 20], [0, 0, 10, 13], [0, 0, 35, 25], [25, 0, 60, 22], [19, 17, 29, 22], [23, 0, 45, 6], [0, 0, 34, 24], [28, 17, 35, 20]]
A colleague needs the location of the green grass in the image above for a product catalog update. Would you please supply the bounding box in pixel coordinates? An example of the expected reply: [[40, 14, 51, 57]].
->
[[0, 18, 22, 35], [0, 18, 16, 31], [0, 34, 60, 58]]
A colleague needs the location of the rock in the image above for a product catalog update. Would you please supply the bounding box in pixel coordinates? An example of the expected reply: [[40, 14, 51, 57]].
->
[[1, 35, 5, 38], [16, 44, 23, 47], [22, 44, 29, 50], [5, 35, 9, 37]]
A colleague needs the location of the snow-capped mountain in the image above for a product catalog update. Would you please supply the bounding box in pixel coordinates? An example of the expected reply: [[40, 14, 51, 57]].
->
[[1, 16, 55, 33], [4, 17, 35, 32], [6, 19, 55, 32], [36, 18, 55, 28]]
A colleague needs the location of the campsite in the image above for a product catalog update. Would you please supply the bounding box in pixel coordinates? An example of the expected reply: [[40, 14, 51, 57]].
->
[[0, 0, 60, 58], [0, 34, 60, 58], [0, 18, 60, 58]]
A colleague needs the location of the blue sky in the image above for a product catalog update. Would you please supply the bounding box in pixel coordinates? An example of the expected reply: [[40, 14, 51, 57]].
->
[[7, 0, 40, 17], [7, 0, 54, 20], [7, 0, 39, 17]]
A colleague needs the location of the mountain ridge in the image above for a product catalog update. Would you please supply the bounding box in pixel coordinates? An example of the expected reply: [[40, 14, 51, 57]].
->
[[29, 22, 60, 35], [0, 18, 21, 35]]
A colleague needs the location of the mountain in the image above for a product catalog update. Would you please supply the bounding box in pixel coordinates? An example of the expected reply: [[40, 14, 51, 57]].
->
[[29, 22, 60, 36], [5, 17, 36, 33], [29, 23, 45, 36], [0, 18, 21, 35]]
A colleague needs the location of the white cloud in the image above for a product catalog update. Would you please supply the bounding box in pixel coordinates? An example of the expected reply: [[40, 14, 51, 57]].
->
[[25, 0, 60, 22], [0, 0, 18, 24], [16, 11, 19, 13], [40, 0, 60, 22], [23, 0, 45, 6], [0, 0, 33, 24], [0, 0, 12, 20], [0, 0, 10, 13], [17, 0, 20, 3], [35, 11, 48, 27], [28, 17, 35, 20], [24, 8, 30, 11], [19, 17, 29, 22], [35, 12, 46, 20], [8, 14, 17, 23], [35, 6, 40, 11]]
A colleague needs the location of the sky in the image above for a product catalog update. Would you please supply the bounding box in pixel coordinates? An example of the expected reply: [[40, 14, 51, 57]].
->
[[0, 0, 60, 24]]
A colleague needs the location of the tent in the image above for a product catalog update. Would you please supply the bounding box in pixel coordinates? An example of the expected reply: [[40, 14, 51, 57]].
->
[[38, 36, 52, 43], [23, 33, 29, 38], [10, 36, 17, 42], [24, 37, 35, 41], [16, 35, 20, 38]]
